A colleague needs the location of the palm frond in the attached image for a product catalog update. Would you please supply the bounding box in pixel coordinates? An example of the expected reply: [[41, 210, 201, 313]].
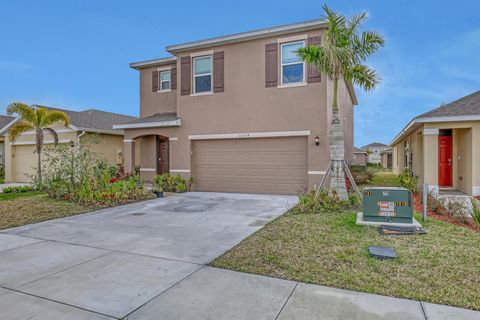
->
[[352, 31, 385, 62], [347, 11, 368, 33], [44, 110, 70, 127], [43, 127, 59, 144], [8, 121, 34, 141], [6, 103, 36, 122], [346, 64, 381, 91]]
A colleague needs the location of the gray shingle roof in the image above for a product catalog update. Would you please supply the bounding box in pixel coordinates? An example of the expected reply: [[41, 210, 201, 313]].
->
[[0, 115, 15, 130], [354, 147, 366, 153], [416, 90, 480, 119], [361, 142, 388, 149], [117, 113, 178, 125], [39, 107, 137, 132]]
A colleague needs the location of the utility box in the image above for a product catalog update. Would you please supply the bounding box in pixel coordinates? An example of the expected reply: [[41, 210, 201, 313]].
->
[[362, 187, 413, 224]]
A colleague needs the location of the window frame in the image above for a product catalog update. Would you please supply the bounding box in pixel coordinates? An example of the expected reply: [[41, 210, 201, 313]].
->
[[280, 40, 306, 86], [193, 55, 213, 95], [159, 70, 171, 92]]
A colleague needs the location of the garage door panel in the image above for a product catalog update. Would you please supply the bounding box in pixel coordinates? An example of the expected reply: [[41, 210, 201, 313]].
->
[[14, 146, 37, 182], [193, 137, 307, 195]]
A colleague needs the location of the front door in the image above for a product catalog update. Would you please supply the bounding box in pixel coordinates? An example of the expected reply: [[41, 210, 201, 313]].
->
[[156, 137, 169, 174], [438, 136, 452, 187]]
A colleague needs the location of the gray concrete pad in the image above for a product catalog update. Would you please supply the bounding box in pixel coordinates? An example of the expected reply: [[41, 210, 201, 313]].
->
[[0, 233, 43, 253], [0, 288, 114, 320], [356, 212, 423, 227], [276, 283, 425, 320], [0, 241, 108, 288], [4, 192, 297, 264], [423, 302, 480, 320], [128, 266, 296, 320], [19, 252, 201, 318]]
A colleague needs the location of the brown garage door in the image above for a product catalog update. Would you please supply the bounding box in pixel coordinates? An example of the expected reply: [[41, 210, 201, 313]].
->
[[14, 145, 37, 182], [193, 137, 307, 195]]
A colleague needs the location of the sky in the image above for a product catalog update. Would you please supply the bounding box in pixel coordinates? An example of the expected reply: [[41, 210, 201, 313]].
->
[[1, 0, 479, 147]]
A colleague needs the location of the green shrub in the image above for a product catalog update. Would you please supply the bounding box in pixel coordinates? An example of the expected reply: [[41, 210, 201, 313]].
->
[[471, 198, 480, 225], [398, 168, 419, 193], [2, 186, 35, 194], [153, 173, 193, 193], [294, 190, 360, 214], [0, 166, 4, 184]]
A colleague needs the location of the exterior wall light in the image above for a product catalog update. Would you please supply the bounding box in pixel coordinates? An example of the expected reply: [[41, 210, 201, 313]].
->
[[314, 136, 320, 146]]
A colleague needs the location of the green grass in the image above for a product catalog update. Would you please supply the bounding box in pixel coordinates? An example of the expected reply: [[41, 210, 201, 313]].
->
[[211, 210, 480, 310], [359, 172, 400, 190], [0, 194, 97, 230], [0, 190, 44, 201]]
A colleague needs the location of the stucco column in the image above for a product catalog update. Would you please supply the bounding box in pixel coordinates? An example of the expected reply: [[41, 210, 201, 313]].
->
[[422, 128, 439, 195], [123, 139, 135, 174], [473, 124, 480, 196]]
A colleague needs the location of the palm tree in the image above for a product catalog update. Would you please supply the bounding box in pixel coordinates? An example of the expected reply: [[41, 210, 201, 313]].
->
[[297, 4, 384, 199], [7, 103, 71, 186]]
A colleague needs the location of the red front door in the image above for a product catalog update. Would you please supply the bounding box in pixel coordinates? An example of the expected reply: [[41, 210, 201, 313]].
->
[[438, 136, 452, 187]]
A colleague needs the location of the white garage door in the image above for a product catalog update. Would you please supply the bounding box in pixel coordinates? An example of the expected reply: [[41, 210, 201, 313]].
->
[[14, 145, 37, 182], [193, 137, 308, 195]]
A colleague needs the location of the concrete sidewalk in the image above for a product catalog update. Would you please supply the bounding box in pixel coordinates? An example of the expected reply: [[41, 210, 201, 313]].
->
[[0, 192, 478, 319]]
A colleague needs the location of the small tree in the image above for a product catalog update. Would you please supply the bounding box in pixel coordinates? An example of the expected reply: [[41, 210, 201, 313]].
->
[[297, 5, 384, 199], [7, 103, 70, 186]]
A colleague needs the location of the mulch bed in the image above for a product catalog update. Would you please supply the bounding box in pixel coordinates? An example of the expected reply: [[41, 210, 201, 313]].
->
[[413, 193, 480, 232]]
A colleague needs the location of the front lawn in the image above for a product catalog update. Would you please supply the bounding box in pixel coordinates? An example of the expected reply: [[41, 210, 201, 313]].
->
[[359, 172, 399, 189], [211, 209, 480, 310], [0, 193, 97, 230]]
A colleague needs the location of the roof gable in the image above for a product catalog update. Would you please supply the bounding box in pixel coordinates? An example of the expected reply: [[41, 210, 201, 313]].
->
[[416, 90, 480, 119]]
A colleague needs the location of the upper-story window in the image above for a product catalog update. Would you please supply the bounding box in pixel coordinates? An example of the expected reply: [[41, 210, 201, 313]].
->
[[281, 41, 305, 85], [159, 70, 171, 92], [193, 55, 212, 94]]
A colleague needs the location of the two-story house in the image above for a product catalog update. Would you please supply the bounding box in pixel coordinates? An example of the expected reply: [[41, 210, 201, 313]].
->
[[114, 19, 358, 195], [361, 142, 390, 164]]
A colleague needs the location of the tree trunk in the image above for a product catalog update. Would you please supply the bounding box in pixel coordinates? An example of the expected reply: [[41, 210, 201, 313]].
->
[[328, 78, 348, 200], [36, 128, 43, 186]]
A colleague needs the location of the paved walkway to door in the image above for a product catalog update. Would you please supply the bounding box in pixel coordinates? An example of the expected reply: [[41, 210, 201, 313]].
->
[[0, 192, 478, 319]]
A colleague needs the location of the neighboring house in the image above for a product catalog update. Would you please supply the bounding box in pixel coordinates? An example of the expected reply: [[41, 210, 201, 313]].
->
[[0, 115, 16, 168], [361, 142, 389, 164], [380, 148, 393, 169], [352, 147, 367, 167], [115, 19, 358, 195], [1, 107, 136, 183], [390, 90, 480, 197]]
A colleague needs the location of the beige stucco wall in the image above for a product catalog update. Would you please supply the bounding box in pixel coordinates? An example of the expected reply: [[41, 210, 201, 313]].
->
[[139, 64, 177, 117], [5, 127, 125, 183], [392, 120, 480, 196], [128, 28, 357, 190]]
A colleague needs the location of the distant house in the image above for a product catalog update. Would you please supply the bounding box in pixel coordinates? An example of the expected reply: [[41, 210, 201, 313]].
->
[[390, 90, 480, 196], [352, 147, 367, 167], [361, 142, 389, 164], [380, 148, 393, 169], [1, 107, 136, 183]]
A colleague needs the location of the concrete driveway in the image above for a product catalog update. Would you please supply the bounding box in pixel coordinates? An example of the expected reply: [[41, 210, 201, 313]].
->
[[1, 192, 478, 320], [0, 192, 298, 319]]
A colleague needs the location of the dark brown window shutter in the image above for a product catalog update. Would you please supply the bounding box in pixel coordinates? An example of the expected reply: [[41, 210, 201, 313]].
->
[[307, 36, 322, 83], [213, 51, 224, 93], [265, 43, 278, 87], [171, 67, 177, 90], [152, 70, 159, 92], [180, 56, 191, 96]]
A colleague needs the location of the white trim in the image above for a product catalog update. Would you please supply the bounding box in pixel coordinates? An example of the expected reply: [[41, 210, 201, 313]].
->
[[0, 117, 19, 135], [166, 19, 326, 53], [280, 40, 306, 86], [156, 66, 172, 72], [139, 168, 156, 172], [308, 171, 326, 175], [159, 69, 171, 92], [417, 115, 480, 123], [113, 119, 181, 130], [193, 55, 213, 95], [123, 139, 134, 143], [190, 92, 213, 97], [188, 130, 311, 140], [277, 83, 307, 89], [129, 56, 176, 70], [473, 186, 480, 197], [19, 128, 75, 136], [170, 169, 190, 173], [190, 50, 214, 58], [169, 137, 178, 141], [423, 128, 439, 136], [277, 34, 307, 44], [11, 139, 72, 146]]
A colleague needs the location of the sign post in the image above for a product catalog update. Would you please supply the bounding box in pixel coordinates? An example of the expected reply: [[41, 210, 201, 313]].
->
[[422, 183, 428, 222]]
